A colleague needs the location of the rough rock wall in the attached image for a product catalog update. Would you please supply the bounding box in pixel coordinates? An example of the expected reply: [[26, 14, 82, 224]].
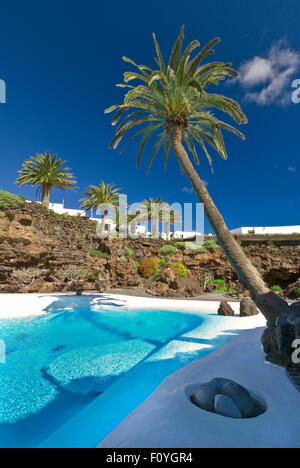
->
[[0, 203, 299, 297]]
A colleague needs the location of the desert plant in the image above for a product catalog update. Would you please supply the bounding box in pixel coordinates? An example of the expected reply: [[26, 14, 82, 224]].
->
[[125, 247, 134, 257], [0, 190, 25, 210], [89, 249, 109, 259], [57, 265, 88, 282], [203, 240, 220, 248], [11, 267, 41, 285], [105, 26, 290, 321], [213, 279, 226, 285], [157, 258, 166, 267], [271, 285, 282, 292], [16, 152, 77, 207], [160, 244, 178, 255], [185, 242, 207, 253], [214, 286, 229, 293], [294, 287, 300, 298], [138, 257, 159, 278], [171, 263, 188, 277]]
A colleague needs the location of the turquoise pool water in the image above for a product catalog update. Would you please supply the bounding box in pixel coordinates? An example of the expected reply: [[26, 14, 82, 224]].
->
[[0, 295, 240, 448]]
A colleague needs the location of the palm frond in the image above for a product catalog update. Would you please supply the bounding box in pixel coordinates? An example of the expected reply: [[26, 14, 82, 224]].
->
[[105, 27, 247, 175]]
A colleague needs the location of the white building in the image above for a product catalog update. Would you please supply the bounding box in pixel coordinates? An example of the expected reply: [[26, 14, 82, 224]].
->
[[230, 226, 300, 235], [172, 231, 203, 240], [27, 201, 147, 236]]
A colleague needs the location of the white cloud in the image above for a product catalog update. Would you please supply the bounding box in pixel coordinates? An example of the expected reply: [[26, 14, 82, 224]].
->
[[238, 40, 300, 106], [182, 187, 193, 194], [288, 166, 296, 172], [182, 181, 208, 194]]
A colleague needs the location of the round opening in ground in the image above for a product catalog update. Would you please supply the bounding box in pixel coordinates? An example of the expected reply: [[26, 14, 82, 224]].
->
[[187, 381, 267, 420]]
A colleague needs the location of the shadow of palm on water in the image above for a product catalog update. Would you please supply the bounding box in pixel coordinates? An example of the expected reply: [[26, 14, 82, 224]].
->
[[0, 293, 244, 448]]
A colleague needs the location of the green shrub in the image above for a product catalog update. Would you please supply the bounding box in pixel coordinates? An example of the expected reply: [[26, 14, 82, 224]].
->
[[138, 258, 159, 278], [119, 256, 127, 262], [90, 249, 109, 259], [125, 247, 134, 257], [213, 279, 226, 285], [171, 263, 188, 278], [271, 285, 282, 292], [174, 241, 186, 247], [133, 261, 139, 270], [160, 244, 178, 255], [185, 242, 206, 253], [294, 287, 300, 298], [228, 288, 238, 295], [156, 258, 166, 267], [54, 225, 61, 232], [203, 240, 220, 249], [0, 190, 25, 210], [214, 286, 229, 293]]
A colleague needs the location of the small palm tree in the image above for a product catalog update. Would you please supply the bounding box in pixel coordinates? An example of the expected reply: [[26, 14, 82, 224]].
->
[[80, 181, 123, 234], [105, 27, 289, 320], [16, 152, 77, 208], [137, 198, 163, 237], [160, 203, 182, 240]]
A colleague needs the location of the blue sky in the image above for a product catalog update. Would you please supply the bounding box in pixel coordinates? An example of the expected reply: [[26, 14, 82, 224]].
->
[[0, 0, 299, 233]]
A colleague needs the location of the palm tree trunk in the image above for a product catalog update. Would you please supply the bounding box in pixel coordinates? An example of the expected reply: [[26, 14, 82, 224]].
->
[[170, 127, 290, 321], [152, 217, 159, 238], [165, 221, 170, 240], [41, 185, 51, 208], [101, 210, 108, 235]]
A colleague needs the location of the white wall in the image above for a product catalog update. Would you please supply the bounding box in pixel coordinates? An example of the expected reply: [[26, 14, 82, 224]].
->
[[172, 231, 203, 239], [230, 226, 300, 235]]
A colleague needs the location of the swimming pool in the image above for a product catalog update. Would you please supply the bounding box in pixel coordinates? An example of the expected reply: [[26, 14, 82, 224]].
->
[[0, 295, 243, 448]]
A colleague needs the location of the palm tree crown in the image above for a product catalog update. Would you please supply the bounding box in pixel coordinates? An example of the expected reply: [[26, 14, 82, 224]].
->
[[80, 181, 123, 212], [136, 198, 181, 238], [16, 151, 77, 207], [105, 25, 247, 173]]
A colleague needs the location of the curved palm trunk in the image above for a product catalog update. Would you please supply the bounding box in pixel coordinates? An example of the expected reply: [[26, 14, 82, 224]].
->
[[170, 127, 290, 321], [42, 185, 51, 208]]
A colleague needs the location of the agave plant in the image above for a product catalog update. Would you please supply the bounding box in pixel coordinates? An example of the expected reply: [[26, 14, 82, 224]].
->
[[105, 26, 289, 320], [80, 181, 123, 234], [16, 152, 77, 207]]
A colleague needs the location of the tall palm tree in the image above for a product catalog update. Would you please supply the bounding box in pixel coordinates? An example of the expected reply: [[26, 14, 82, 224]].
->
[[16, 152, 77, 208], [105, 27, 290, 320], [80, 181, 123, 234]]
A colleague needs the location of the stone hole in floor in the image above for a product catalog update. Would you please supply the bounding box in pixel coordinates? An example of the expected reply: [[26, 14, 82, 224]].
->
[[188, 378, 267, 419]]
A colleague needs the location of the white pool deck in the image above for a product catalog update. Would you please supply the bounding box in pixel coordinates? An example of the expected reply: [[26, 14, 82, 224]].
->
[[0, 292, 263, 319], [0, 293, 299, 448]]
